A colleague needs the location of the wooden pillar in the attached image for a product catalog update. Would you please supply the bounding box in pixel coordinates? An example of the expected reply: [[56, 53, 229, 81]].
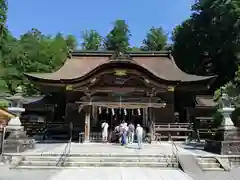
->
[[142, 108, 147, 127], [149, 107, 155, 141], [147, 90, 155, 141], [84, 107, 90, 143], [167, 86, 175, 123]]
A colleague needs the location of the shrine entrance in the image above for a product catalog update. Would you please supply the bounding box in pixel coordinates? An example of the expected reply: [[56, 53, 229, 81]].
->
[[96, 107, 143, 131], [67, 66, 172, 142]]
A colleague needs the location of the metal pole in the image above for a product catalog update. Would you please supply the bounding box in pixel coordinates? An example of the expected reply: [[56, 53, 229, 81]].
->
[[0, 126, 6, 155], [0, 125, 3, 155], [120, 96, 122, 121]]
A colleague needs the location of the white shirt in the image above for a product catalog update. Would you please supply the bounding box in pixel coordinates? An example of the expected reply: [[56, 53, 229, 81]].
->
[[136, 126, 143, 136], [101, 122, 109, 133]]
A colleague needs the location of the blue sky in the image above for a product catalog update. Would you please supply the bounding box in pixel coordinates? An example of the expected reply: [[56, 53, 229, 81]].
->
[[7, 0, 194, 46]]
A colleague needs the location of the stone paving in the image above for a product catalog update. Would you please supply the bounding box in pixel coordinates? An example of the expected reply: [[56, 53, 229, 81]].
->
[[0, 166, 193, 180], [0, 166, 59, 180], [0, 142, 239, 180], [49, 167, 194, 180], [7, 142, 177, 156]]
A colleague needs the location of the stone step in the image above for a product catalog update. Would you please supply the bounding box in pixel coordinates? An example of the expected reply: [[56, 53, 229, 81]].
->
[[24, 156, 176, 163], [198, 162, 221, 169], [196, 157, 217, 164], [18, 161, 179, 168], [7, 153, 172, 158], [202, 167, 225, 171], [13, 165, 179, 170]]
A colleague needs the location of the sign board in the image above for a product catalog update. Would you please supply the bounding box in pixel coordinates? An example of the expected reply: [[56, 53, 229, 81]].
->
[[66, 85, 73, 91], [167, 86, 175, 92], [114, 70, 127, 76]]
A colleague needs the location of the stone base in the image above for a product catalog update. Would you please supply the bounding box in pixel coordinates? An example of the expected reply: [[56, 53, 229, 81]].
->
[[204, 126, 240, 155], [204, 140, 240, 155], [4, 128, 36, 153]]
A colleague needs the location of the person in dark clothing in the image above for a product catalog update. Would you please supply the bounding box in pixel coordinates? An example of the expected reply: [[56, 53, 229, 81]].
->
[[188, 117, 201, 142]]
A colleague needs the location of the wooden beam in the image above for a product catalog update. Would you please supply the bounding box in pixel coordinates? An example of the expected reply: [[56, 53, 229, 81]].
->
[[72, 86, 167, 93], [75, 101, 167, 108]]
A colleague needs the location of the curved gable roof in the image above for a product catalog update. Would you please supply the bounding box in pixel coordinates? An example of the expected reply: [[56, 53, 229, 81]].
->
[[25, 51, 216, 83]]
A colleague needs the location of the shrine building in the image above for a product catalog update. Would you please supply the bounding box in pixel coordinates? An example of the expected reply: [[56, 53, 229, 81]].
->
[[24, 51, 216, 141]]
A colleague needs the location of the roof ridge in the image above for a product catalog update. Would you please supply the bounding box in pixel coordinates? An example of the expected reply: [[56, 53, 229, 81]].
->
[[71, 50, 170, 57]]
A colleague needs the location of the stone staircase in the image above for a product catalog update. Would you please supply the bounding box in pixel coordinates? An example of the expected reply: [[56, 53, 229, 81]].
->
[[196, 156, 224, 171], [11, 153, 179, 169]]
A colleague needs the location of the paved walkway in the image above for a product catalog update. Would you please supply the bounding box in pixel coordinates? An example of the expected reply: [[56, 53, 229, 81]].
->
[[49, 168, 193, 180], [2, 142, 239, 180], [7, 142, 177, 156]]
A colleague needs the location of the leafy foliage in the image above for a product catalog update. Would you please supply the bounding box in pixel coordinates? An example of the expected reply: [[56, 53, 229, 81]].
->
[[213, 65, 240, 127], [0, 0, 7, 39], [104, 20, 131, 53], [81, 30, 102, 50], [0, 28, 77, 95], [172, 0, 240, 88], [214, 65, 240, 106], [141, 27, 168, 51]]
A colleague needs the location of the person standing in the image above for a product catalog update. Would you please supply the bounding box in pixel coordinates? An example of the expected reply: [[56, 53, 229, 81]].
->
[[136, 124, 143, 149], [128, 123, 135, 144], [101, 120, 109, 143], [120, 121, 127, 145]]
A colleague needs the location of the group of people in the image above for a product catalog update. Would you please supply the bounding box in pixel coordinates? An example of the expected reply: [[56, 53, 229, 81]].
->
[[101, 120, 144, 149]]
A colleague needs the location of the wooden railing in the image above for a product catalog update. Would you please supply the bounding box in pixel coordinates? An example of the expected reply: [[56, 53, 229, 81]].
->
[[154, 123, 192, 141], [198, 128, 217, 140], [154, 123, 191, 130]]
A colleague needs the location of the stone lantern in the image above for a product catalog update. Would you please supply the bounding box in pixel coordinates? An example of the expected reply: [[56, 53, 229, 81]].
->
[[4, 86, 35, 153], [6, 86, 25, 130], [204, 92, 240, 155]]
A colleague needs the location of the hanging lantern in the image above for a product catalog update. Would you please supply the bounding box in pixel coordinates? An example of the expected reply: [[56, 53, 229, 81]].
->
[[138, 108, 141, 116], [92, 105, 96, 118], [106, 108, 109, 114], [98, 106, 102, 114], [78, 104, 84, 113], [124, 109, 127, 116], [112, 108, 115, 116]]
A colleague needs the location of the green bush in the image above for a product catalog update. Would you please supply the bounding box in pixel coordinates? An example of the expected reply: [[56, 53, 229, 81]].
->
[[212, 110, 223, 128], [230, 107, 240, 126], [0, 100, 9, 108], [212, 107, 240, 128]]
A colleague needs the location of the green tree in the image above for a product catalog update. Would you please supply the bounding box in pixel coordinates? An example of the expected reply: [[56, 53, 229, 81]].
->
[[130, 46, 141, 51], [1, 29, 77, 95], [0, 0, 7, 39], [141, 27, 168, 51], [104, 20, 131, 53], [213, 65, 240, 127], [172, 0, 240, 87], [65, 35, 77, 51], [81, 29, 102, 50]]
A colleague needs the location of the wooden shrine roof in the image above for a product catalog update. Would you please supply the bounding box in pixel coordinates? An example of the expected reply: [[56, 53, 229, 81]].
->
[[25, 51, 216, 83]]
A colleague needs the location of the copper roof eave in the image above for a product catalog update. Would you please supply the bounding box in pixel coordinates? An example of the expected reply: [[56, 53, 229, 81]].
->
[[179, 74, 217, 84], [24, 68, 215, 85], [24, 51, 216, 84]]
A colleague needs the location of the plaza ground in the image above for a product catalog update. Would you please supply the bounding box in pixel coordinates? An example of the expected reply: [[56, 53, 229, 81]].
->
[[0, 142, 240, 180]]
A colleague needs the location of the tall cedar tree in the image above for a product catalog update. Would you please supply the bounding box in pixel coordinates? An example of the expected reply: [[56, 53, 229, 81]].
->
[[104, 20, 131, 53]]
